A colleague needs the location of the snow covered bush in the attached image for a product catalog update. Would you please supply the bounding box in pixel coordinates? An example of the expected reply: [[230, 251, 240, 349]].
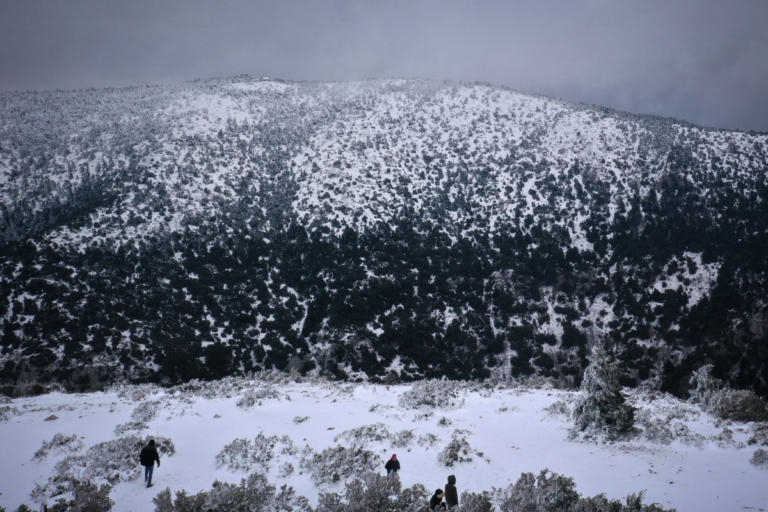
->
[[32, 435, 175, 502], [707, 389, 768, 422], [131, 400, 161, 422], [417, 433, 439, 447], [113, 421, 148, 436], [152, 472, 311, 512], [215, 433, 295, 472], [689, 365, 768, 422], [543, 400, 570, 417], [571, 346, 635, 440], [494, 470, 673, 512], [457, 490, 493, 512], [85, 435, 175, 483], [278, 462, 295, 478], [748, 423, 768, 446], [438, 432, 486, 467], [398, 379, 465, 409], [49, 480, 114, 512], [750, 448, 768, 468], [688, 364, 722, 406], [576, 491, 673, 512], [438, 416, 453, 427], [33, 433, 83, 461], [315, 472, 428, 512], [334, 423, 391, 446], [495, 469, 580, 511], [236, 386, 285, 408], [0, 405, 19, 421], [390, 429, 415, 447], [300, 445, 378, 485], [635, 409, 703, 446]]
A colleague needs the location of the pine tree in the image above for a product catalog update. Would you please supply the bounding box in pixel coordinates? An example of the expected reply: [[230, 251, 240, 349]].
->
[[572, 345, 635, 439]]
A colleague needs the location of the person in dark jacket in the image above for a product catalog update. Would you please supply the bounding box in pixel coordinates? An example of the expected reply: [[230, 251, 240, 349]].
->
[[384, 454, 400, 474], [430, 488, 447, 510], [140, 439, 160, 487], [444, 474, 458, 508]]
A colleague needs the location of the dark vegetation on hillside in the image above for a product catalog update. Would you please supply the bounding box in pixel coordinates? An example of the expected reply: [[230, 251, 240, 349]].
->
[[0, 78, 767, 398]]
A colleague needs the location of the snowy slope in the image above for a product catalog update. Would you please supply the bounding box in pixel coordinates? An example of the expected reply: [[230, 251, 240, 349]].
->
[[1, 76, 768, 397], [1, 378, 767, 511]]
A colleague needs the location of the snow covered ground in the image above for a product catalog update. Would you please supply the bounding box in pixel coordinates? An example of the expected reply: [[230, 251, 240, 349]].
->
[[1, 377, 766, 511]]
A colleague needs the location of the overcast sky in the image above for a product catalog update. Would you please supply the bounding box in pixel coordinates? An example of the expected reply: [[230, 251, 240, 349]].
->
[[1, 0, 767, 131]]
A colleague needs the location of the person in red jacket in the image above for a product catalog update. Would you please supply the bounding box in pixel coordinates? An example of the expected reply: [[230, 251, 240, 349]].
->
[[384, 453, 400, 474], [139, 439, 161, 487]]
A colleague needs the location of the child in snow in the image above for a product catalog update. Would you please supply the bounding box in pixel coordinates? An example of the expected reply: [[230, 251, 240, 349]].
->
[[385, 453, 400, 474], [430, 488, 447, 509]]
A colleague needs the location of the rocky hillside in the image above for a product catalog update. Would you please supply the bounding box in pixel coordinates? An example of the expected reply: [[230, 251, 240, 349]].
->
[[1, 77, 767, 394]]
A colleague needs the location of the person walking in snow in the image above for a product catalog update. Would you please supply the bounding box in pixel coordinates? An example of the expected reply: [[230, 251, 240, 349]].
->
[[140, 439, 160, 488], [385, 453, 400, 474], [444, 474, 458, 509], [430, 488, 447, 510]]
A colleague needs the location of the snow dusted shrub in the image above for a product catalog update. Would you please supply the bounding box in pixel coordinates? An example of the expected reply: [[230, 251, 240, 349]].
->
[[85, 435, 175, 483], [114, 382, 161, 401], [635, 409, 703, 446], [398, 379, 465, 409], [113, 421, 148, 436], [494, 470, 674, 512], [750, 448, 768, 468], [748, 423, 768, 446], [131, 400, 161, 422], [576, 491, 673, 512], [457, 491, 493, 512], [334, 423, 391, 446], [496, 470, 580, 512], [390, 429, 415, 448], [689, 365, 768, 422], [438, 437, 472, 467], [33, 433, 83, 461], [708, 389, 768, 422], [206, 474, 310, 512], [216, 438, 255, 472], [0, 405, 19, 421], [315, 472, 428, 512], [571, 346, 635, 440], [33, 435, 174, 502], [688, 364, 722, 407], [417, 433, 439, 447], [215, 433, 294, 472], [51, 480, 114, 512], [278, 462, 295, 478], [236, 386, 285, 408], [438, 431, 485, 467], [153, 472, 311, 512], [543, 400, 570, 417], [300, 445, 378, 485]]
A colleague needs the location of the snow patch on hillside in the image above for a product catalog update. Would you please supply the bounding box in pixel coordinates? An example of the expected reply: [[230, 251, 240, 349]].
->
[[651, 252, 720, 308]]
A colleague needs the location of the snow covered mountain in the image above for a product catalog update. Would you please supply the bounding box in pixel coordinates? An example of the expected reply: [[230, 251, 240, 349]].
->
[[1, 77, 767, 395]]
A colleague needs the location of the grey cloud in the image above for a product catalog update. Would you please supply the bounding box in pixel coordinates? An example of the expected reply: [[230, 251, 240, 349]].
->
[[0, 0, 766, 131]]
